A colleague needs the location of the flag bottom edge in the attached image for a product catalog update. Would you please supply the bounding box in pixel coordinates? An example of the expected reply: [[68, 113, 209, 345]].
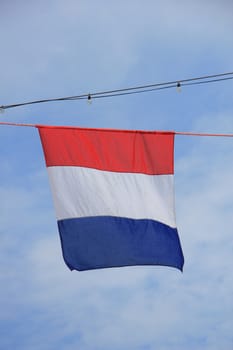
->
[[58, 216, 184, 272]]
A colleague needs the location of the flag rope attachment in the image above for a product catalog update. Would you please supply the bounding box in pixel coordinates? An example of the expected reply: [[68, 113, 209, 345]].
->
[[0, 121, 233, 137], [0, 71, 233, 110]]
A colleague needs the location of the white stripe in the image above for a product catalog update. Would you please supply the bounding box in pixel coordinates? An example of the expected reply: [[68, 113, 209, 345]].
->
[[47, 166, 177, 228]]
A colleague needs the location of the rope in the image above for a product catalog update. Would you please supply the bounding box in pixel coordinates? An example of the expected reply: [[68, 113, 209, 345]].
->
[[175, 131, 233, 137], [0, 121, 233, 137]]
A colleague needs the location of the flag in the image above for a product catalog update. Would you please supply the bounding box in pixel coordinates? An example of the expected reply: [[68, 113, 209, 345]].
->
[[38, 126, 184, 272]]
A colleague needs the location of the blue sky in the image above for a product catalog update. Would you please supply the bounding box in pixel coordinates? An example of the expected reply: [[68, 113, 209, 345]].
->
[[0, 1, 233, 349]]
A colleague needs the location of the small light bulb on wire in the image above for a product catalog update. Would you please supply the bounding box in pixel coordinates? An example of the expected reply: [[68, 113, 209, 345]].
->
[[176, 82, 181, 93], [87, 94, 92, 105]]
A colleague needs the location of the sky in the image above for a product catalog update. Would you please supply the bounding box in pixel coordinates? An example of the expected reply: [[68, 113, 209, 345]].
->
[[0, 1, 233, 349]]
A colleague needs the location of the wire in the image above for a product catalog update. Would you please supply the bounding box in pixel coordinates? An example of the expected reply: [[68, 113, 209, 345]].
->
[[86, 76, 233, 99], [0, 121, 35, 127], [0, 121, 233, 137], [175, 131, 233, 137], [1, 71, 233, 110]]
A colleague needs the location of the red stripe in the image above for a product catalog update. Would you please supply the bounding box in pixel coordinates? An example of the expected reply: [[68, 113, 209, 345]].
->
[[38, 126, 174, 175]]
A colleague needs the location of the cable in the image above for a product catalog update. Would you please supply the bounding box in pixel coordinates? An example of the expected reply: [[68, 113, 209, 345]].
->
[[0, 121, 233, 137], [0, 71, 233, 110], [175, 131, 233, 137], [0, 121, 35, 127], [85, 76, 233, 100]]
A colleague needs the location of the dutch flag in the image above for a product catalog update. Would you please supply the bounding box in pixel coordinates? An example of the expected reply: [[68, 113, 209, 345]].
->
[[38, 126, 184, 272]]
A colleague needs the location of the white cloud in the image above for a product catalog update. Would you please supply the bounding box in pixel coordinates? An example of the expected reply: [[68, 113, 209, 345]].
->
[[0, 115, 232, 350], [0, 1, 233, 349], [1, 0, 232, 102]]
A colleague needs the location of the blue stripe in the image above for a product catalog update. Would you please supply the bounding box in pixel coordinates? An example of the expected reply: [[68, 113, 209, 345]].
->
[[58, 216, 184, 271]]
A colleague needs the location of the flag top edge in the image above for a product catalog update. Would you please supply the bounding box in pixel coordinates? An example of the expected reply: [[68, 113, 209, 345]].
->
[[37, 125, 175, 135]]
